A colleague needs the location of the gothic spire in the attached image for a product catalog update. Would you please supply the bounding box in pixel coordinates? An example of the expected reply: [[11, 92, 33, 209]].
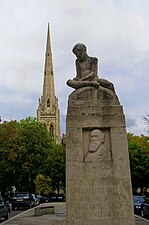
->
[[42, 23, 55, 108], [37, 24, 61, 144]]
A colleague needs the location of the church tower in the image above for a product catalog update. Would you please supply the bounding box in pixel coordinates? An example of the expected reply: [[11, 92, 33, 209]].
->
[[37, 24, 61, 144]]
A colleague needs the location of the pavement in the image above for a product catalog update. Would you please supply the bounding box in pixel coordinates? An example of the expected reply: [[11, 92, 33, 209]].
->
[[1, 202, 149, 225], [135, 215, 149, 225]]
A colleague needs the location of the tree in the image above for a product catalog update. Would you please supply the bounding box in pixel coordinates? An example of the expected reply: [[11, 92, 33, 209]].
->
[[0, 117, 66, 195], [128, 133, 149, 194], [0, 121, 20, 195], [34, 174, 52, 194], [16, 117, 53, 192], [45, 143, 66, 194]]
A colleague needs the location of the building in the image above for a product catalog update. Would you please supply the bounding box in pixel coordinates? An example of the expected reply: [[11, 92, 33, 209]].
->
[[37, 24, 61, 144]]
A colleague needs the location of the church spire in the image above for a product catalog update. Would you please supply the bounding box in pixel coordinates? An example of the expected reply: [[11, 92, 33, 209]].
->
[[42, 23, 55, 108], [37, 24, 61, 144]]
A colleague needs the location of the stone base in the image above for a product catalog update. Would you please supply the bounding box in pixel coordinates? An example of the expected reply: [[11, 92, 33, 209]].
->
[[66, 86, 135, 225], [34, 205, 55, 216]]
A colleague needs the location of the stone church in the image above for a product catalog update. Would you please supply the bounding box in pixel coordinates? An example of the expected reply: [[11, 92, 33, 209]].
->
[[37, 24, 61, 144]]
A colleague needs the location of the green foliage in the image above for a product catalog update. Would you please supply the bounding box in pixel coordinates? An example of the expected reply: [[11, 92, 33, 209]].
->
[[0, 120, 20, 194], [128, 133, 149, 192], [45, 144, 66, 194], [0, 117, 65, 195], [16, 117, 53, 192], [34, 174, 52, 194]]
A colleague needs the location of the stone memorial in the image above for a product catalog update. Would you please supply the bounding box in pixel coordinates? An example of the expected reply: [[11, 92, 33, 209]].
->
[[66, 43, 135, 225]]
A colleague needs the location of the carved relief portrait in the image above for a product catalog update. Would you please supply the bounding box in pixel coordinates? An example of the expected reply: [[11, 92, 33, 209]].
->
[[85, 129, 111, 162]]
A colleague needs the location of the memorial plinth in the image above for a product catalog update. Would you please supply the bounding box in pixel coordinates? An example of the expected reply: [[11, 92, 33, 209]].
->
[[66, 86, 135, 225]]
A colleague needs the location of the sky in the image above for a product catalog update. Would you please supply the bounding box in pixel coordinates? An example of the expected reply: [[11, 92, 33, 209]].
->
[[0, 0, 149, 136]]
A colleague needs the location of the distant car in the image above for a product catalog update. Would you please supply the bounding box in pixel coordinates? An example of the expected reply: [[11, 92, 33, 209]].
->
[[0, 197, 11, 220], [47, 193, 65, 202], [141, 198, 149, 218], [133, 196, 145, 215], [11, 192, 35, 210], [31, 194, 40, 206], [57, 194, 65, 202], [36, 195, 48, 204]]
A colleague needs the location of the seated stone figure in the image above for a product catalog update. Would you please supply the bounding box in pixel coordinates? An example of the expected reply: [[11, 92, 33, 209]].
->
[[67, 43, 115, 92]]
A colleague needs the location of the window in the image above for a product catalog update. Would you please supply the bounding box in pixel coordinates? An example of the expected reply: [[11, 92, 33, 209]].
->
[[50, 124, 54, 135], [47, 99, 50, 107]]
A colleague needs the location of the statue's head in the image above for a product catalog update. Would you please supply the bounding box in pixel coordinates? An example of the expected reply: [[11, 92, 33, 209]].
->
[[72, 43, 87, 60], [89, 129, 104, 152], [72, 43, 86, 54]]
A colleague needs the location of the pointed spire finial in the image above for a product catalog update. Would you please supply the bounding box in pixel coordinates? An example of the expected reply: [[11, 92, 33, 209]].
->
[[46, 22, 51, 54]]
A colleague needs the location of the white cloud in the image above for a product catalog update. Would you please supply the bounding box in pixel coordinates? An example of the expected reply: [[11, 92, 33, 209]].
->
[[0, 0, 149, 135]]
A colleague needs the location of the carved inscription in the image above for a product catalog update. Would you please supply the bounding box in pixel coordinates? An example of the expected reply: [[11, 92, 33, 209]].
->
[[67, 162, 113, 179], [67, 178, 131, 220]]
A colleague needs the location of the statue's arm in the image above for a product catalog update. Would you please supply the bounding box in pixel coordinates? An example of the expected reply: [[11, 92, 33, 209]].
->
[[73, 60, 81, 81], [80, 72, 94, 81], [92, 57, 98, 79]]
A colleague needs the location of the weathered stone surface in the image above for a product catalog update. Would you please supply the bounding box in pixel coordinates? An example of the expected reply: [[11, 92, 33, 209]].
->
[[66, 43, 115, 93], [34, 205, 55, 216], [66, 85, 135, 225]]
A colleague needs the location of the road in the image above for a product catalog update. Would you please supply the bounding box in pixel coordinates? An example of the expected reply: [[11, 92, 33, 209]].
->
[[0, 210, 25, 223]]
